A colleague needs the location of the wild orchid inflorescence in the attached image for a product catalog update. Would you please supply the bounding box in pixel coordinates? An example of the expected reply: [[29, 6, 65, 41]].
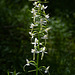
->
[[24, 1, 51, 75]]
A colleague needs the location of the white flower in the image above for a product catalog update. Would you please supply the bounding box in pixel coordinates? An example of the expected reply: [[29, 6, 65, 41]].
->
[[45, 14, 49, 18], [36, 3, 41, 8], [29, 32, 35, 38], [40, 19, 47, 25], [31, 49, 36, 53], [30, 23, 38, 29], [40, 47, 47, 60], [40, 47, 47, 53], [26, 59, 30, 66], [32, 11, 40, 18], [45, 27, 52, 33], [33, 2, 37, 6], [41, 35, 48, 39], [38, 3, 41, 7], [32, 38, 38, 49], [30, 23, 35, 28], [45, 66, 50, 73], [41, 5, 44, 10], [31, 8, 37, 14], [41, 5, 48, 10], [31, 48, 41, 60], [32, 38, 38, 44], [32, 38, 42, 45], [34, 38, 38, 44], [42, 47, 45, 51], [34, 13, 40, 18], [31, 8, 35, 13], [32, 38, 42, 53]]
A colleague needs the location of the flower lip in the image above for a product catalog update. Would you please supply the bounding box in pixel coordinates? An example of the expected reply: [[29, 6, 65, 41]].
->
[[45, 66, 50, 73]]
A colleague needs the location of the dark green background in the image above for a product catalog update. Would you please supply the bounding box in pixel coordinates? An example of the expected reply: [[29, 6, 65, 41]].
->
[[0, 0, 75, 75]]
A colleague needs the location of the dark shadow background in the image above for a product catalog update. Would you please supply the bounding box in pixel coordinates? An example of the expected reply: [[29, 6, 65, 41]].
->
[[0, 0, 75, 75]]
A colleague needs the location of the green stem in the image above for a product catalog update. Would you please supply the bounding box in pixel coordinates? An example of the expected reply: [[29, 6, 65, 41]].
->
[[36, 17, 40, 75], [36, 53, 39, 75], [7, 71, 9, 75], [36, 30, 40, 75], [36, 1, 41, 74]]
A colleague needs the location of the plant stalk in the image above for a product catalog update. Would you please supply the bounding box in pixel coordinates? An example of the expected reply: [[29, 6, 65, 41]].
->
[[36, 19, 40, 75], [36, 53, 39, 75]]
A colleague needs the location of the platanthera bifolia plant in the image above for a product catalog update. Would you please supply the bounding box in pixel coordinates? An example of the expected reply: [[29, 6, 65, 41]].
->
[[23, 1, 51, 75]]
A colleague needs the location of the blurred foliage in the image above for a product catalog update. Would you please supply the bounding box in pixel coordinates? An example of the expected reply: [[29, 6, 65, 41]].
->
[[0, 0, 75, 75]]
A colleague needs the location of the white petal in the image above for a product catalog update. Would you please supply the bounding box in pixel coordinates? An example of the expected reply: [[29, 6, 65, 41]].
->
[[44, 6, 48, 9], [45, 14, 49, 18]]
